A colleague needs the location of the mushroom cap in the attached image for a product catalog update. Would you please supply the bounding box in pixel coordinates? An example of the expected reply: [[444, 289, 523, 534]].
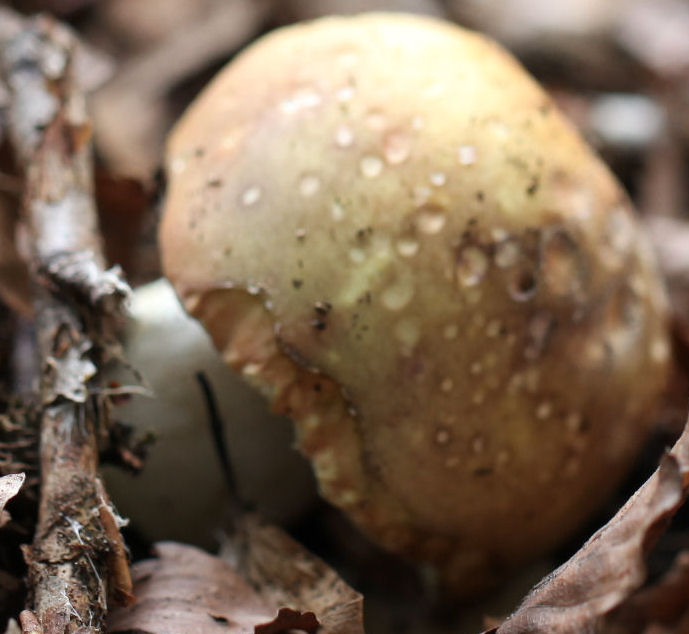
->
[[160, 13, 670, 592]]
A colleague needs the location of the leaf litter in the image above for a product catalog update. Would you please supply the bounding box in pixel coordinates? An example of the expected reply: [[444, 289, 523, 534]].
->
[[108, 515, 364, 634], [0, 473, 24, 527]]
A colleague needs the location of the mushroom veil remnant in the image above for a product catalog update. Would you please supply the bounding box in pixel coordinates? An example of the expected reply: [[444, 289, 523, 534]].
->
[[160, 13, 670, 593]]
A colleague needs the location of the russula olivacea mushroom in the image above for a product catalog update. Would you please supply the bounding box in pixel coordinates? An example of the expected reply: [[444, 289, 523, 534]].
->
[[159, 13, 670, 592]]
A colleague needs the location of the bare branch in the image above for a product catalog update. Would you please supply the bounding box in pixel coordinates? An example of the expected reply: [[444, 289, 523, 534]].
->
[[1, 13, 131, 634]]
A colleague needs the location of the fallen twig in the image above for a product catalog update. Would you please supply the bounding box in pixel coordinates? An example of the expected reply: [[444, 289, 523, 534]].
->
[[1, 13, 131, 633], [19, 609, 42, 634]]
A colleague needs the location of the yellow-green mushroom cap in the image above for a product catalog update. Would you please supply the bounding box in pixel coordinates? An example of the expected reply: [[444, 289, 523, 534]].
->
[[160, 13, 670, 593]]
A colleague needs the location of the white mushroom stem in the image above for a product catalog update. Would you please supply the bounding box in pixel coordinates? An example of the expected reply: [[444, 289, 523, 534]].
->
[[104, 279, 317, 546]]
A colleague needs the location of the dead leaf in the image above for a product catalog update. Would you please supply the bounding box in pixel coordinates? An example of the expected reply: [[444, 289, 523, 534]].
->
[[604, 551, 689, 633], [488, 422, 689, 634], [108, 518, 365, 634], [229, 516, 365, 634], [107, 541, 277, 634], [0, 473, 24, 527], [254, 607, 319, 634], [94, 171, 150, 279]]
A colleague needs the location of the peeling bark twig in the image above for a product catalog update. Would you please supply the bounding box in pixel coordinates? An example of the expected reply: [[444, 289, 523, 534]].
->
[[19, 610, 43, 634], [1, 14, 132, 634]]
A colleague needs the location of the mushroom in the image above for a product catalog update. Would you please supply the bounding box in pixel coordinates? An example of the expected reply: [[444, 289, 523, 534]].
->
[[159, 13, 670, 593]]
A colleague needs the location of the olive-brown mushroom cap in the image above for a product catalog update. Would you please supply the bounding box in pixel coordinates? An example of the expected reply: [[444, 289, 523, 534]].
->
[[160, 13, 670, 592]]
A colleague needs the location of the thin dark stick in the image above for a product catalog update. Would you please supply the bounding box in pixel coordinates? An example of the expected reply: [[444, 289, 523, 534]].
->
[[195, 371, 246, 522]]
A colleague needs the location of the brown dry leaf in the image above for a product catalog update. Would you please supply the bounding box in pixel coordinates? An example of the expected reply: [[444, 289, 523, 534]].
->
[[229, 516, 365, 634], [94, 171, 150, 278], [0, 472, 24, 527], [254, 607, 319, 634], [107, 541, 278, 633], [108, 529, 365, 634], [487, 422, 689, 634], [603, 551, 689, 633]]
